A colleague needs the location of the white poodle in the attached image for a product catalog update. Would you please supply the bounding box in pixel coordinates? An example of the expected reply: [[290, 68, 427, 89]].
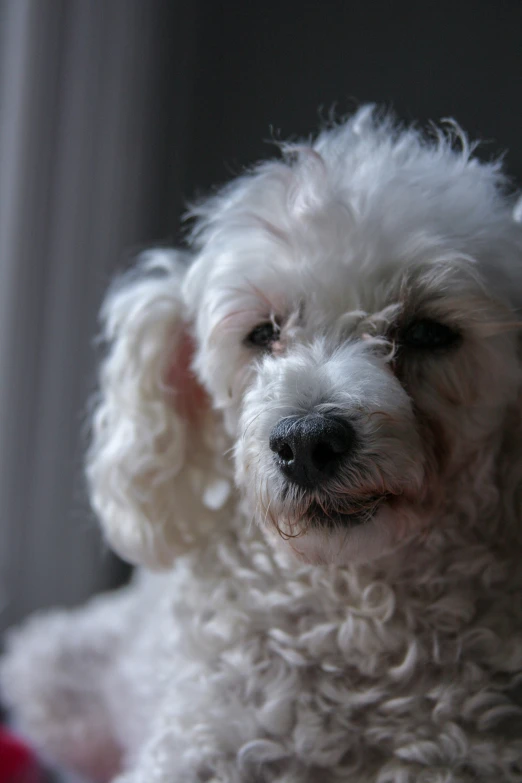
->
[[3, 106, 522, 782]]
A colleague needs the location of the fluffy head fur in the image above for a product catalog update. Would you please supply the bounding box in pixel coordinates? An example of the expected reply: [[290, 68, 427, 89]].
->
[[88, 106, 522, 569]]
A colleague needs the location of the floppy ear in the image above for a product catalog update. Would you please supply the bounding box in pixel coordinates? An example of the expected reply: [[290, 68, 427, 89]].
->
[[86, 250, 231, 569]]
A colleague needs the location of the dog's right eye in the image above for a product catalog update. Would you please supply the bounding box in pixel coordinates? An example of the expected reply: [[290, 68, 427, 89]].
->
[[401, 319, 461, 351], [245, 322, 279, 349]]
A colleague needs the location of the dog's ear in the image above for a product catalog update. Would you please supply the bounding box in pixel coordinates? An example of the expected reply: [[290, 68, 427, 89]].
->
[[86, 250, 231, 568]]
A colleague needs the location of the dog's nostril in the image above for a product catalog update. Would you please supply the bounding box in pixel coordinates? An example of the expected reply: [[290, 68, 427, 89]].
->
[[277, 443, 294, 463], [311, 441, 338, 471]]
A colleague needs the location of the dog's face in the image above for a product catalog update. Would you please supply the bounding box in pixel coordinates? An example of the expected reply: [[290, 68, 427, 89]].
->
[[184, 111, 522, 565], [88, 108, 522, 569]]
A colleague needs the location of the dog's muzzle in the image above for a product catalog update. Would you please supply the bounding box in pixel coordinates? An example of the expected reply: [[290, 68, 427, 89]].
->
[[269, 414, 356, 489]]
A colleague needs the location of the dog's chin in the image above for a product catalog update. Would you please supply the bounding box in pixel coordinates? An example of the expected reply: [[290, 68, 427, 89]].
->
[[305, 495, 390, 530], [276, 502, 423, 566]]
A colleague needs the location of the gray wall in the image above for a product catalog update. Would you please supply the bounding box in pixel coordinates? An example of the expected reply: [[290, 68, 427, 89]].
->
[[0, 0, 199, 632]]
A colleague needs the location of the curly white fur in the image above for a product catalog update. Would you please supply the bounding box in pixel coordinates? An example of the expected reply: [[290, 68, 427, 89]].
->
[[3, 107, 522, 782]]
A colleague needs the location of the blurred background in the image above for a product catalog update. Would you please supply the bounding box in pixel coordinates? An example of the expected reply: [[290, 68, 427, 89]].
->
[[1, 0, 522, 638]]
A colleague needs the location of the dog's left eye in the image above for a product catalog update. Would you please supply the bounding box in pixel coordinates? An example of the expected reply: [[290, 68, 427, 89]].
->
[[401, 319, 460, 351], [246, 322, 279, 349]]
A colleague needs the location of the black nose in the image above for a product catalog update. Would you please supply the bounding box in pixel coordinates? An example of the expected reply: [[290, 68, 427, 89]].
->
[[269, 414, 356, 488]]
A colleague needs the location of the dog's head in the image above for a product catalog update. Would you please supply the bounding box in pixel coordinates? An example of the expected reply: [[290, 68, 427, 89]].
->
[[87, 107, 522, 568]]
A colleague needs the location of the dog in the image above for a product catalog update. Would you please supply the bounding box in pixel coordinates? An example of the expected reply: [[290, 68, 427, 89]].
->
[[3, 106, 522, 782]]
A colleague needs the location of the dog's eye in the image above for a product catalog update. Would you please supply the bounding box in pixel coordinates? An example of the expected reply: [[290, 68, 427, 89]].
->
[[401, 319, 460, 351], [246, 322, 279, 349]]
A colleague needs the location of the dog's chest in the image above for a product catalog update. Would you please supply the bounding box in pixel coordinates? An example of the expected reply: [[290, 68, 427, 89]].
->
[[113, 533, 522, 779]]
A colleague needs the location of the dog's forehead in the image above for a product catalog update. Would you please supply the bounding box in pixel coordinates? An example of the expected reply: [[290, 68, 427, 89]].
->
[[198, 200, 497, 328], [205, 232, 472, 325], [189, 111, 522, 329]]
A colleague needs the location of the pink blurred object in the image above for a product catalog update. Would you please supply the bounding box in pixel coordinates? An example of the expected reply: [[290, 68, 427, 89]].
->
[[0, 726, 42, 783]]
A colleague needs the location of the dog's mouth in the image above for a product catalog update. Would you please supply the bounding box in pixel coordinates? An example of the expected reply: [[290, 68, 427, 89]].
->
[[303, 494, 391, 529]]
